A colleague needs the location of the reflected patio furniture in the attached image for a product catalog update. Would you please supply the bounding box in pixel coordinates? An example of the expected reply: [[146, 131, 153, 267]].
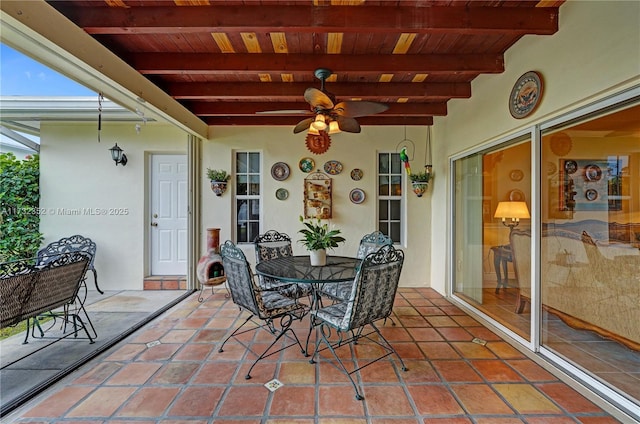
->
[[318, 230, 393, 302], [509, 230, 531, 314], [253, 230, 312, 300], [309, 245, 407, 400], [218, 240, 308, 379], [491, 244, 513, 293]]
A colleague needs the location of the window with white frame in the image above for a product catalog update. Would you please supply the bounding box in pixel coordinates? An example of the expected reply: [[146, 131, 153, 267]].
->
[[235, 151, 261, 243], [377, 152, 403, 244]]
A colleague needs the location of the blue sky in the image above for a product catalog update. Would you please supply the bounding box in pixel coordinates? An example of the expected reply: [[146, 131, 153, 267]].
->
[[1, 43, 95, 96]]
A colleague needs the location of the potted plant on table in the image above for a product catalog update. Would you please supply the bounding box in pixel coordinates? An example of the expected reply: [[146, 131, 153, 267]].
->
[[298, 216, 346, 266], [409, 169, 432, 197], [207, 168, 231, 196]]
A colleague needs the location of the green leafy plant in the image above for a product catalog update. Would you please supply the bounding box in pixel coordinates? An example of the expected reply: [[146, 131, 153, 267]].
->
[[0, 153, 43, 262], [409, 170, 431, 183], [206, 168, 231, 182], [298, 216, 346, 251]]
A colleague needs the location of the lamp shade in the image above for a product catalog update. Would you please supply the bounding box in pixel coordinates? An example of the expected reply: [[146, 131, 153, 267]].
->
[[494, 201, 530, 221], [311, 114, 327, 131]]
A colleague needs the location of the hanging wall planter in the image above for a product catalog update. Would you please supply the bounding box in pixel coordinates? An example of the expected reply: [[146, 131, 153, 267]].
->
[[409, 168, 432, 197], [411, 181, 429, 197], [207, 168, 231, 196]]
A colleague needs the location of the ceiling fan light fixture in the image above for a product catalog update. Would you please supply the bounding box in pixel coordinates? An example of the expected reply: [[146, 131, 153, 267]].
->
[[311, 114, 327, 131], [328, 120, 341, 134], [308, 126, 320, 135]]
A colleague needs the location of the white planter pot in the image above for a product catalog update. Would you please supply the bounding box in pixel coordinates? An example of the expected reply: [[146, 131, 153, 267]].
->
[[309, 249, 327, 266]]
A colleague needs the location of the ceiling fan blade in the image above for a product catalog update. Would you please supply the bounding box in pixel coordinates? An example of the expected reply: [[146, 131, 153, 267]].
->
[[336, 116, 361, 133], [304, 87, 334, 110], [333, 101, 388, 118], [293, 117, 315, 134]]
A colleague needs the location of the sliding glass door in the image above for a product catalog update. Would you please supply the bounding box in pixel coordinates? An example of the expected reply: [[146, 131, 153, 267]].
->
[[451, 93, 639, 414]]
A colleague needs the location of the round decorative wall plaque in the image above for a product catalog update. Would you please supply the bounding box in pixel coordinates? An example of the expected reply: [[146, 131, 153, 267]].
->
[[509, 71, 543, 119]]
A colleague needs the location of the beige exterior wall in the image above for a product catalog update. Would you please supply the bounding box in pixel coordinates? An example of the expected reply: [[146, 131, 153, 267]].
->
[[430, 0, 640, 294], [39, 122, 187, 290], [201, 125, 432, 287]]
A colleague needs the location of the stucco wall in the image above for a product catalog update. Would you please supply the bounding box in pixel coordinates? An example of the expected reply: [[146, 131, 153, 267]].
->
[[429, 0, 640, 295], [201, 125, 432, 288], [39, 122, 187, 290]]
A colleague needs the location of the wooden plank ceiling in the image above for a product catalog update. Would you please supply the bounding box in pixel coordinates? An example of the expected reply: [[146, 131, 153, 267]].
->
[[46, 0, 562, 129]]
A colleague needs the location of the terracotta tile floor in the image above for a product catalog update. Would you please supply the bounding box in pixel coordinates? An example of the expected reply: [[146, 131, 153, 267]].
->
[[9, 288, 623, 423]]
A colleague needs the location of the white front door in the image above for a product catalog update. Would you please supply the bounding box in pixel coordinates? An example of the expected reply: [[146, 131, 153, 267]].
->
[[150, 154, 187, 275]]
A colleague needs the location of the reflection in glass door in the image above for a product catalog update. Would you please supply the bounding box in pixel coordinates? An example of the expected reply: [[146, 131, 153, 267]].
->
[[453, 137, 532, 342], [540, 103, 640, 405]]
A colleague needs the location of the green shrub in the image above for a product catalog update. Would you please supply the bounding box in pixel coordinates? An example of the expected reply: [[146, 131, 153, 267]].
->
[[0, 153, 42, 262]]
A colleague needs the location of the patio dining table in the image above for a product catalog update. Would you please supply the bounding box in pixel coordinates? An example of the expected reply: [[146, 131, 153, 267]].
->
[[254, 255, 359, 286], [254, 255, 360, 352]]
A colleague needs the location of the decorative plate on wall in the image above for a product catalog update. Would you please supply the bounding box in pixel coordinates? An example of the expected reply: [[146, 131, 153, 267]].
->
[[509, 189, 525, 202], [509, 169, 524, 182], [298, 157, 315, 173], [584, 164, 602, 181], [350, 168, 363, 181], [564, 160, 578, 174], [270, 162, 290, 181], [349, 188, 366, 204], [509, 71, 543, 119], [275, 188, 289, 200], [323, 160, 343, 175]]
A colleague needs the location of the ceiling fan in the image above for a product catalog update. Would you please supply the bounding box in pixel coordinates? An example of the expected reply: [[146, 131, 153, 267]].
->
[[289, 68, 389, 134]]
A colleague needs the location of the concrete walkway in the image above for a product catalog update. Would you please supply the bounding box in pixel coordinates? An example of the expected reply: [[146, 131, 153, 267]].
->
[[0, 289, 189, 416]]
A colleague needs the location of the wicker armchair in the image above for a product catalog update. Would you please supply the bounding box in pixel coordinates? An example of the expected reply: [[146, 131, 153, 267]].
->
[[309, 244, 407, 400], [254, 230, 312, 300], [219, 240, 308, 379]]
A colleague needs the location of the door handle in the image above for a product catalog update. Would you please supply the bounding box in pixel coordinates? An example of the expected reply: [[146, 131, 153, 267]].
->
[[151, 222, 158, 227]]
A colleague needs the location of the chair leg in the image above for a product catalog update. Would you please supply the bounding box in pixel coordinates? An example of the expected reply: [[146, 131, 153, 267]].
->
[[370, 322, 407, 372], [311, 324, 364, 400], [218, 314, 253, 353], [92, 269, 104, 294], [245, 315, 304, 380]]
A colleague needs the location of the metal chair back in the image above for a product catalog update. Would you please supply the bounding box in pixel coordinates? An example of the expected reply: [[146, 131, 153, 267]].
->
[[356, 230, 393, 259]]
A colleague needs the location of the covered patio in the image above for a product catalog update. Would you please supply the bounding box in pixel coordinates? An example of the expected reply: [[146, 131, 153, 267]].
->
[[2, 288, 620, 422]]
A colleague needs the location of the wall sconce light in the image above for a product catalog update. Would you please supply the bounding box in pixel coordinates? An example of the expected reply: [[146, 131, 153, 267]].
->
[[108, 143, 128, 166], [494, 201, 530, 231]]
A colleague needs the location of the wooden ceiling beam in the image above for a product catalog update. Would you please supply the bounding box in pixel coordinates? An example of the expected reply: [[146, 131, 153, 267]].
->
[[58, 5, 558, 35], [133, 53, 503, 75], [203, 116, 434, 126], [169, 82, 471, 100], [189, 101, 448, 116]]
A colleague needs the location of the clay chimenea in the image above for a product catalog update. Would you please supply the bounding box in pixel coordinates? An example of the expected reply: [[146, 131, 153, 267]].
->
[[196, 228, 226, 301]]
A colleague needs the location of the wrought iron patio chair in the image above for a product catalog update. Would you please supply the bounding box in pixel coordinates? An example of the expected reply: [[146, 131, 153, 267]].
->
[[36, 235, 102, 294], [31, 235, 100, 340], [254, 230, 312, 300], [309, 244, 407, 400], [219, 240, 308, 379], [318, 230, 393, 302]]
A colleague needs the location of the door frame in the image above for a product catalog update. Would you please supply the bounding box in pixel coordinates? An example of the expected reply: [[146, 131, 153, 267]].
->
[[145, 146, 199, 289]]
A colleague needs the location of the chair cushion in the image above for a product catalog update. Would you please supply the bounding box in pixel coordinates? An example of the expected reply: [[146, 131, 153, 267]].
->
[[312, 302, 348, 329], [261, 290, 303, 316], [318, 281, 353, 301]]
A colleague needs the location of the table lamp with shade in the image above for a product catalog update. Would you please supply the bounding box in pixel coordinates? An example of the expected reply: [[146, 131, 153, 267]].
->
[[494, 201, 530, 231]]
